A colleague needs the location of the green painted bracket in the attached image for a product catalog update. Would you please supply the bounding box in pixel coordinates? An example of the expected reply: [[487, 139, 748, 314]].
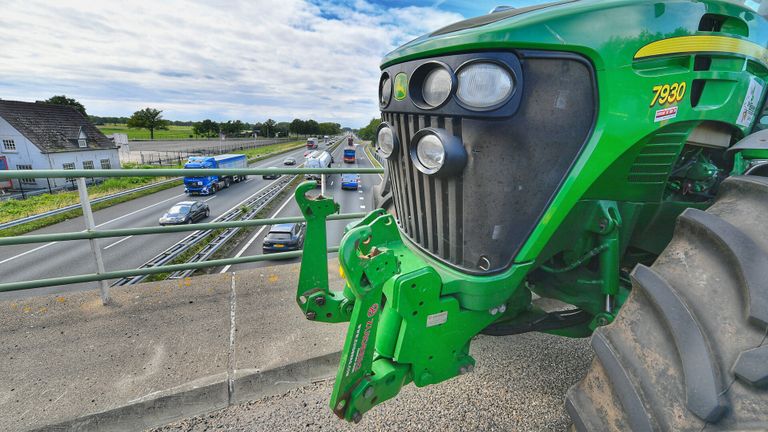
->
[[331, 213, 401, 422], [295, 181, 351, 323]]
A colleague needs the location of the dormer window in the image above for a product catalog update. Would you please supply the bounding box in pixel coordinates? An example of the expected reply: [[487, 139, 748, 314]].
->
[[78, 127, 87, 148]]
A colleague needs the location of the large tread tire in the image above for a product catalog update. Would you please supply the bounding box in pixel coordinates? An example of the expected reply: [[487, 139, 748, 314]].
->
[[567, 176, 768, 431]]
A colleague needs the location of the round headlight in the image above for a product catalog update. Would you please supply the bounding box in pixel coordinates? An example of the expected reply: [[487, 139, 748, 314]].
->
[[376, 123, 398, 158], [379, 73, 391, 107], [422, 68, 452, 107], [416, 134, 444, 170], [456, 62, 514, 110], [410, 128, 467, 177]]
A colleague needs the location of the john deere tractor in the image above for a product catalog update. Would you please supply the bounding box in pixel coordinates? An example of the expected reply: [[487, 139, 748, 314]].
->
[[294, 0, 768, 429]]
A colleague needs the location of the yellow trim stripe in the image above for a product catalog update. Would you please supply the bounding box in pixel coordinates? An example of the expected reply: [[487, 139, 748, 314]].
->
[[635, 35, 768, 66]]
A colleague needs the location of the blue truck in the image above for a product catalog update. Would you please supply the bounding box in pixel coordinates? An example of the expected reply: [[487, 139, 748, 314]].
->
[[183, 154, 248, 195]]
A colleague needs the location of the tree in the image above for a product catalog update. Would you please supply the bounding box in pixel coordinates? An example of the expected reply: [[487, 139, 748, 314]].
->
[[193, 119, 219, 138], [262, 119, 277, 137], [276, 122, 291, 138], [358, 118, 382, 142], [219, 120, 244, 137], [289, 119, 306, 138], [305, 119, 320, 135], [319, 122, 341, 136], [127, 108, 170, 140], [39, 95, 87, 116]]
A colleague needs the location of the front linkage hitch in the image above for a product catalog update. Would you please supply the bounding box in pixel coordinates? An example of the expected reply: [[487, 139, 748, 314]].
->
[[294, 181, 497, 422]]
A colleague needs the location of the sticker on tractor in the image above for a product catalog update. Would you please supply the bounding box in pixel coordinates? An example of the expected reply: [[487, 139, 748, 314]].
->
[[426, 311, 448, 327], [737, 77, 764, 127], [650, 82, 686, 107], [654, 106, 678, 122]]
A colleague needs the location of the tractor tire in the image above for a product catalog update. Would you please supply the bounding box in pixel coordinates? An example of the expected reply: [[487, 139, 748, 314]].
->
[[566, 176, 768, 431]]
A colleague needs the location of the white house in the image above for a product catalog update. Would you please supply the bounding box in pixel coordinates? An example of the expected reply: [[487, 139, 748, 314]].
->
[[0, 100, 120, 190]]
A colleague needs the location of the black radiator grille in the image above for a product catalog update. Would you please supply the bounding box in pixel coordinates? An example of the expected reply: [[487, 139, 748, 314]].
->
[[383, 112, 465, 265]]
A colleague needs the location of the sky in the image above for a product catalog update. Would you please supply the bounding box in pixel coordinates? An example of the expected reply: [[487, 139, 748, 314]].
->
[[0, 0, 545, 128]]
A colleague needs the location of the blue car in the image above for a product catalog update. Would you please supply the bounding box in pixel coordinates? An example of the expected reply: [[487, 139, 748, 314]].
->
[[341, 173, 360, 190]]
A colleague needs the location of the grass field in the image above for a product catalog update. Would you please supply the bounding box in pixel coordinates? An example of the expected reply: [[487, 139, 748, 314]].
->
[[234, 140, 304, 162], [97, 124, 197, 140]]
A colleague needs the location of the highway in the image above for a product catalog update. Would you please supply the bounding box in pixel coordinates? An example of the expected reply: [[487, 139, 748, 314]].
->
[[0, 144, 318, 300], [222, 138, 381, 272]]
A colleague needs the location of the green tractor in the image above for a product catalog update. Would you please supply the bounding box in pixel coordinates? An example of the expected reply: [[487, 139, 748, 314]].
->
[[295, 0, 768, 429]]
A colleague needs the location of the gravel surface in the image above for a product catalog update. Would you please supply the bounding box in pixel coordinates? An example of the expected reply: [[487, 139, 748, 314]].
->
[[152, 333, 593, 432]]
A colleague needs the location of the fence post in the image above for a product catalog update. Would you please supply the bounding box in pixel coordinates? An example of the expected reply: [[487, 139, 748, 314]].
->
[[77, 177, 110, 305], [321, 174, 326, 196]]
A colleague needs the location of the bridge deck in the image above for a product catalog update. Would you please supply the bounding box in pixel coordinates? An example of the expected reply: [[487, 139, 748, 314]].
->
[[1, 262, 346, 431]]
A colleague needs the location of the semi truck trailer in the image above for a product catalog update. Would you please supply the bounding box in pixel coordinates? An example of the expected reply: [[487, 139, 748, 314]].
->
[[183, 154, 247, 195]]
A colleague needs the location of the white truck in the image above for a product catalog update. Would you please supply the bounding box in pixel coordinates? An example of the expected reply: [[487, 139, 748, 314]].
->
[[304, 150, 333, 187]]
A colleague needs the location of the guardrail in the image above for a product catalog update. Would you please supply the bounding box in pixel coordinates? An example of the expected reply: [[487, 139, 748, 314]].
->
[[0, 177, 181, 230], [0, 162, 383, 304]]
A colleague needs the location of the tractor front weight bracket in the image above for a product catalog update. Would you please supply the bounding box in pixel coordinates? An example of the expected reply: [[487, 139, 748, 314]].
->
[[332, 213, 402, 422], [295, 187, 506, 422], [295, 181, 351, 323]]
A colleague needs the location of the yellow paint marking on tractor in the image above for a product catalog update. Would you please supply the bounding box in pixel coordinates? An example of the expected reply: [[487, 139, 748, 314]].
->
[[635, 35, 768, 66]]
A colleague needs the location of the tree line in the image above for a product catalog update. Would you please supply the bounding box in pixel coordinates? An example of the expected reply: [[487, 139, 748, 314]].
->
[[357, 118, 382, 143], [36, 95, 345, 140]]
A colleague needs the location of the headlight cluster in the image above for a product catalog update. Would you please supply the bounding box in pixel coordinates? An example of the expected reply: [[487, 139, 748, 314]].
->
[[456, 62, 514, 109], [382, 60, 516, 111], [377, 122, 466, 177]]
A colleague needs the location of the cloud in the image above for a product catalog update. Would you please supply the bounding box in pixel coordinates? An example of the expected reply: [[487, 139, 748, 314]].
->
[[0, 0, 464, 127]]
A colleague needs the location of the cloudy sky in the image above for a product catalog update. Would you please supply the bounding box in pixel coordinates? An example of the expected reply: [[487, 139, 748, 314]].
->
[[0, 0, 542, 127]]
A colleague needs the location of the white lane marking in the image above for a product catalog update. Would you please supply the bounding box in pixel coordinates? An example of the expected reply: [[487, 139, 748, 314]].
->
[[330, 181, 334, 186], [360, 205, 366, 209], [204, 195, 217, 202], [104, 235, 134, 250], [244, 178, 253, 183], [0, 147, 307, 266], [0, 242, 58, 265], [359, 197, 364, 200], [0, 191, 187, 265], [220, 192, 295, 273], [95, 193, 186, 228], [358, 190, 363, 193]]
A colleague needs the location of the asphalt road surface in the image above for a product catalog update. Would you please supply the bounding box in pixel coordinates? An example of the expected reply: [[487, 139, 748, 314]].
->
[[222, 139, 380, 272], [0, 145, 314, 300], [152, 332, 593, 432]]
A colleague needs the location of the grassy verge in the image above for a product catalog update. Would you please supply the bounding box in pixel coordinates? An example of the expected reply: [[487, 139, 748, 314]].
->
[[97, 124, 196, 140], [235, 140, 305, 164], [0, 179, 182, 238], [0, 165, 176, 224], [363, 142, 382, 169]]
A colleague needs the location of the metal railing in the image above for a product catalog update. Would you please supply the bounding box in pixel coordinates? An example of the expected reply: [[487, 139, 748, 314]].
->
[[0, 164, 383, 304]]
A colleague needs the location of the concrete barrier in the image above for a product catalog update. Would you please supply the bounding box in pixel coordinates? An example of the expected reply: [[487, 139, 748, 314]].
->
[[1, 262, 346, 432]]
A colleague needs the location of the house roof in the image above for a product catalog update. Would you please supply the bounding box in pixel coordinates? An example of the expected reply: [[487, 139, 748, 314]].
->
[[0, 100, 116, 153]]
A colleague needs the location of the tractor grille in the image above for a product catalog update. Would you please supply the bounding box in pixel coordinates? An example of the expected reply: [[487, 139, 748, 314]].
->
[[380, 52, 596, 273], [383, 112, 465, 265]]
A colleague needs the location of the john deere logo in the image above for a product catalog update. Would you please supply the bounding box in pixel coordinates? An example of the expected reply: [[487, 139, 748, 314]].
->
[[367, 303, 379, 318], [394, 73, 408, 100]]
